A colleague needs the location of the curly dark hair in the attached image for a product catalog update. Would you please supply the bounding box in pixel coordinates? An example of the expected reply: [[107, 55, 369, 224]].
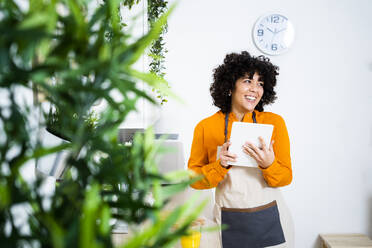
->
[[210, 51, 279, 113]]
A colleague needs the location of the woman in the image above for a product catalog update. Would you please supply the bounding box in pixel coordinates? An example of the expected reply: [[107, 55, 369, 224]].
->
[[188, 51, 294, 248]]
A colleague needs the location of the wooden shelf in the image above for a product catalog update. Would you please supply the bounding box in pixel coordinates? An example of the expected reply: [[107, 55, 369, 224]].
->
[[320, 234, 372, 248]]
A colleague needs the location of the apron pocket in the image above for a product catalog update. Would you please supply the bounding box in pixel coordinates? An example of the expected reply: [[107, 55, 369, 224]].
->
[[221, 200, 285, 248]]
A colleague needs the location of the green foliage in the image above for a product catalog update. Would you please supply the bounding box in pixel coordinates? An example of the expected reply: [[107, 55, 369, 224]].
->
[[0, 0, 206, 247], [147, 0, 169, 105]]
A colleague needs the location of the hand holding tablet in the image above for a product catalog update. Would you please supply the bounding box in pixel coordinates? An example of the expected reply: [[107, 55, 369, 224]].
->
[[218, 141, 237, 168], [227, 122, 274, 167], [242, 136, 275, 169]]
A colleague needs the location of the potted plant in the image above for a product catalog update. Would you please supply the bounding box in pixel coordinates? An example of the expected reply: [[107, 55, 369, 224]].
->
[[0, 1, 207, 247]]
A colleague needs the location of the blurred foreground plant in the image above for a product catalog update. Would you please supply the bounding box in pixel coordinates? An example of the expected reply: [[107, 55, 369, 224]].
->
[[0, 0, 207, 247]]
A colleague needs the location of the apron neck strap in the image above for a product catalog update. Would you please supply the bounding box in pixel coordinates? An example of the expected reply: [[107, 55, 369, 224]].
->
[[224, 111, 257, 143]]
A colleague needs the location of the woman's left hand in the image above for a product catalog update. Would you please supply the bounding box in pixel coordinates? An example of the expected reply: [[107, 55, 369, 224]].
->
[[243, 137, 275, 169]]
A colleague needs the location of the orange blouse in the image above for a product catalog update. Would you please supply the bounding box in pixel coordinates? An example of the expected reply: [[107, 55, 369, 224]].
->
[[188, 110, 292, 189]]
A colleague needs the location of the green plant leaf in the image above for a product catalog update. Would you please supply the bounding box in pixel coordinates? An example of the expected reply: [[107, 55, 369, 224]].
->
[[119, 2, 177, 66]]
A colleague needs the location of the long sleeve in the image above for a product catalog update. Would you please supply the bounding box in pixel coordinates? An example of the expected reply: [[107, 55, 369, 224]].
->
[[259, 115, 292, 187], [188, 122, 229, 189]]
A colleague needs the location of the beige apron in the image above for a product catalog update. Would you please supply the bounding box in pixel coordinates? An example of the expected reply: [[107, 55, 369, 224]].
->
[[213, 112, 294, 248]]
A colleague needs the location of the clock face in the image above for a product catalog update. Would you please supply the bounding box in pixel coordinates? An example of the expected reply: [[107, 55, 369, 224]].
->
[[252, 13, 295, 55]]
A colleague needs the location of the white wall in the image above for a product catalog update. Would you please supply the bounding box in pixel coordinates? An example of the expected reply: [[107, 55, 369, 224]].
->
[[156, 0, 372, 247]]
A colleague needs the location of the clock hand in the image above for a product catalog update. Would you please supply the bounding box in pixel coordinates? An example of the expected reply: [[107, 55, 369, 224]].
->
[[276, 28, 287, 33], [269, 28, 285, 47], [266, 27, 275, 33]]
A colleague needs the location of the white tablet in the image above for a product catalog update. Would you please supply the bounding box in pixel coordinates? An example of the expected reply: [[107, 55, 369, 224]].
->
[[227, 122, 274, 167]]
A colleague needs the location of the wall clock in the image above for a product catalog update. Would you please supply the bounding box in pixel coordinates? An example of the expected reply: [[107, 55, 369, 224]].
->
[[252, 13, 295, 55]]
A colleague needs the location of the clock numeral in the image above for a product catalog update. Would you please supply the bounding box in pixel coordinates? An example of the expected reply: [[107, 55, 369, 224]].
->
[[257, 29, 264, 36], [271, 44, 278, 51], [271, 15, 279, 23]]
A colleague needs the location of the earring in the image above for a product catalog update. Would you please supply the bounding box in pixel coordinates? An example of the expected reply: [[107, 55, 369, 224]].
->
[[228, 91, 231, 96]]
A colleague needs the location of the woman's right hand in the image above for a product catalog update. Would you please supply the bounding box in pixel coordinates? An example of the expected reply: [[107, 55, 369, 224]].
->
[[219, 141, 237, 168]]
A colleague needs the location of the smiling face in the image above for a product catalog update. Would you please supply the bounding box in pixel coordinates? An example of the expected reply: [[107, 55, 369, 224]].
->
[[231, 72, 264, 114]]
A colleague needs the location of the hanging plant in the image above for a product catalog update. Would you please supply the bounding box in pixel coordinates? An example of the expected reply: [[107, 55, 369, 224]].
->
[[45, 0, 144, 137], [45, 0, 170, 135], [147, 0, 169, 105]]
